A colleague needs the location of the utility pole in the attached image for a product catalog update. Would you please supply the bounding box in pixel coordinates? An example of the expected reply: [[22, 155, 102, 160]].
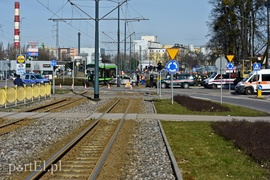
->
[[49, 0, 147, 96], [94, 0, 100, 100], [267, 0, 270, 68], [117, 1, 121, 87]]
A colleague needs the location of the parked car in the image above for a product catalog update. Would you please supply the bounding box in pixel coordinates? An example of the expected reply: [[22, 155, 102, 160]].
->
[[22, 73, 50, 85], [158, 74, 195, 88]]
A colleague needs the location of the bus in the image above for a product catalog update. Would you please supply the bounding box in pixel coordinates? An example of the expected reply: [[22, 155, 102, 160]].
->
[[86, 63, 117, 84]]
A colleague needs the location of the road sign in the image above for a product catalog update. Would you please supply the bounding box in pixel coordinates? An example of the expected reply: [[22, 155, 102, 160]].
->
[[166, 48, 179, 60], [17, 55, 25, 63], [226, 62, 234, 70], [16, 63, 26, 75], [226, 55, 234, 62], [166, 60, 179, 74], [51, 60, 57, 67], [258, 85, 262, 90], [253, 63, 261, 71], [215, 56, 228, 71]]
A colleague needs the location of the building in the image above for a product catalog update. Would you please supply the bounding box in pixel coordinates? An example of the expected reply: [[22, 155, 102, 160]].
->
[[133, 35, 210, 71], [58, 48, 78, 61], [133, 35, 163, 70], [80, 48, 105, 65]]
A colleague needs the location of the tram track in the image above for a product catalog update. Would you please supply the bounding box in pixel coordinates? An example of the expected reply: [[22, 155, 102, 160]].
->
[[0, 91, 91, 135], [2, 90, 181, 179], [25, 97, 134, 179]]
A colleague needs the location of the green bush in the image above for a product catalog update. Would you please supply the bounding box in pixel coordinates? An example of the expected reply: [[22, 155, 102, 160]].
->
[[54, 78, 93, 86]]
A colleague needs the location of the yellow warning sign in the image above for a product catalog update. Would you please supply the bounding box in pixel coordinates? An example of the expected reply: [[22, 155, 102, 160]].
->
[[226, 55, 234, 62], [17, 55, 25, 63], [166, 48, 179, 60]]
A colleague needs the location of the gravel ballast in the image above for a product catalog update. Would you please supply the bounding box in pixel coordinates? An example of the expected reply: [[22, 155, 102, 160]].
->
[[0, 92, 178, 179]]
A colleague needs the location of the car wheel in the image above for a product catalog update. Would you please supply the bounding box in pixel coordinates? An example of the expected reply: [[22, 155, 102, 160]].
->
[[182, 83, 189, 89], [244, 87, 253, 95], [211, 84, 217, 89], [161, 83, 167, 89]]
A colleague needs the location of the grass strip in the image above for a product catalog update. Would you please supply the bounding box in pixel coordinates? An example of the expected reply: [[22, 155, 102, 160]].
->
[[162, 121, 269, 179], [154, 99, 269, 116]]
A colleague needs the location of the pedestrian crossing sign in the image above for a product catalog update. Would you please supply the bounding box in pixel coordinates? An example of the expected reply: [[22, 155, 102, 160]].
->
[[253, 63, 261, 71]]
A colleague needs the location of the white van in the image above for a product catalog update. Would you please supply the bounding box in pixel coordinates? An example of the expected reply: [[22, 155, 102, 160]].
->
[[235, 69, 270, 95], [203, 72, 237, 89]]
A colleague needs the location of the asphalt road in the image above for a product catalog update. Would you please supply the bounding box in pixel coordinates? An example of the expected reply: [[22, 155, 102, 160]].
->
[[158, 86, 270, 114]]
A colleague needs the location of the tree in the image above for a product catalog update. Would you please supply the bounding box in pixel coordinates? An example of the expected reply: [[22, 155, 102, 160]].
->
[[207, 0, 267, 64], [0, 42, 5, 59], [38, 48, 56, 60]]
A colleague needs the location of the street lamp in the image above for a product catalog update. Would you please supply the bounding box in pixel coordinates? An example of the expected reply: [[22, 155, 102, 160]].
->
[[5, 59, 9, 86], [19, 17, 25, 56]]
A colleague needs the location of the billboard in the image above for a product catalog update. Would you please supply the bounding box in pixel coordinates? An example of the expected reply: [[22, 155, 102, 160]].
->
[[26, 41, 39, 57]]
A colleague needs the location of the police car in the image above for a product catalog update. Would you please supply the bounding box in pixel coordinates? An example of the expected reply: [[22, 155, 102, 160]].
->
[[159, 74, 195, 89], [22, 73, 50, 85]]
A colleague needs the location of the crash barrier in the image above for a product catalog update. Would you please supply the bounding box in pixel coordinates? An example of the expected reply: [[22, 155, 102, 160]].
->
[[0, 83, 51, 108]]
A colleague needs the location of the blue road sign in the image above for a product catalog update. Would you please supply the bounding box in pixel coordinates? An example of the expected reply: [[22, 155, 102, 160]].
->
[[226, 62, 234, 70], [258, 85, 262, 90], [51, 60, 57, 67], [253, 63, 261, 71], [166, 60, 179, 74]]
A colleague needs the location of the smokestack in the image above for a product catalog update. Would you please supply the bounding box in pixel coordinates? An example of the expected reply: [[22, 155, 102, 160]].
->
[[14, 2, 20, 49]]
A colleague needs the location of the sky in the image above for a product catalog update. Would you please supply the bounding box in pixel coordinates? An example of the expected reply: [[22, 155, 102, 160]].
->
[[0, 0, 212, 53]]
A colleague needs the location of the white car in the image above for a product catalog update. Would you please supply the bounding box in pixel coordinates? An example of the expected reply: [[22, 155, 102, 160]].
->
[[109, 75, 136, 85]]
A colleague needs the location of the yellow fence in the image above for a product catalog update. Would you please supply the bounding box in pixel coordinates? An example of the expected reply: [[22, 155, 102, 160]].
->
[[0, 84, 51, 108]]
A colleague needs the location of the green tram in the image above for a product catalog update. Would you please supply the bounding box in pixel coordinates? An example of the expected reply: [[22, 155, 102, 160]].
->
[[86, 63, 117, 84]]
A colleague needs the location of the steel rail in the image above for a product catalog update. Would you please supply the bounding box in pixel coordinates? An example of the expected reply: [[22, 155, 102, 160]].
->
[[25, 98, 121, 180], [89, 95, 135, 179]]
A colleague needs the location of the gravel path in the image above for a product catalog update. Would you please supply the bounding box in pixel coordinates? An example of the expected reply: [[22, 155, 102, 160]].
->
[[0, 92, 178, 179]]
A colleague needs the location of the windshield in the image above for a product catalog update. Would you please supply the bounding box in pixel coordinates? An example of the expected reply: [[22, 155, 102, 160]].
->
[[34, 74, 45, 79], [209, 72, 217, 78], [241, 72, 254, 82]]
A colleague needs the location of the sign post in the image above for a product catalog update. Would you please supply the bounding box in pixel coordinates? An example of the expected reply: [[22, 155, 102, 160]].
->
[[51, 60, 57, 94], [16, 54, 26, 75], [226, 55, 234, 92], [166, 48, 179, 105], [166, 60, 179, 105], [215, 56, 228, 104], [253, 62, 261, 97]]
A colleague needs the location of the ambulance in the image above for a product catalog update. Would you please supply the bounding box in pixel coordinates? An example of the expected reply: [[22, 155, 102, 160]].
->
[[203, 72, 237, 89], [235, 69, 270, 95]]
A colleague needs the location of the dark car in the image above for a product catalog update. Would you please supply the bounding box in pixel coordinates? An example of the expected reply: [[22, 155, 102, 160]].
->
[[22, 73, 50, 85], [159, 74, 195, 88]]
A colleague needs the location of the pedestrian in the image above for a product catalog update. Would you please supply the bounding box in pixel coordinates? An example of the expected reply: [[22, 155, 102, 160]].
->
[[141, 74, 146, 85], [89, 71, 94, 82], [136, 73, 140, 86], [150, 73, 154, 88], [13, 74, 24, 87]]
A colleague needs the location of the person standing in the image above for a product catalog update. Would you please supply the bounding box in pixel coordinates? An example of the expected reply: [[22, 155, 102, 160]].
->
[[150, 73, 154, 88], [136, 73, 140, 86], [13, 74, 24, 87]]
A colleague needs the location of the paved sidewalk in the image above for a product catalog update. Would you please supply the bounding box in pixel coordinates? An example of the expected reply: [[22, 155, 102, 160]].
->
[[1, 112, 269, 122]]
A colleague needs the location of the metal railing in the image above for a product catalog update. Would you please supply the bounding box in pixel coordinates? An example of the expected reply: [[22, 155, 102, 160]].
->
[[0, 83, 51, 108]]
